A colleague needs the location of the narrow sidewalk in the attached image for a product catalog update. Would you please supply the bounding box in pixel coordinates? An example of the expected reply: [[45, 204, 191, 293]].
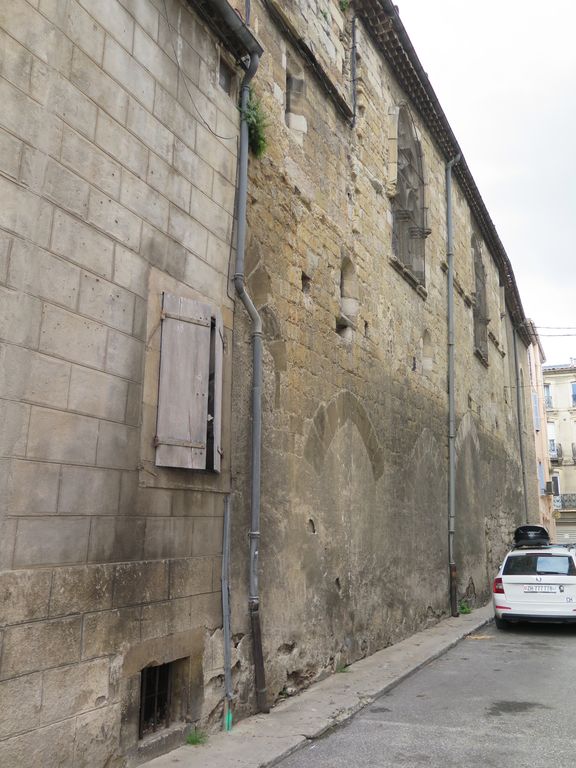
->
[[145, 604, 494, 768]]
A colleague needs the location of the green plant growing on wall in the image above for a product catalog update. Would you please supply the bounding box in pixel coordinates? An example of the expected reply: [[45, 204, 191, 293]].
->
[[339, 0, 350, 11], [458, 600, 472, 615], [243, 89, 268, 158]]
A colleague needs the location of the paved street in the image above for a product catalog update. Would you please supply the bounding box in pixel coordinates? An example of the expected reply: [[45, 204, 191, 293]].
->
[[277, 622, 576, 768]]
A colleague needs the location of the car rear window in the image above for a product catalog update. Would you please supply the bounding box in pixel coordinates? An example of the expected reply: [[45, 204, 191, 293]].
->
[[503, 554, 576, 576]]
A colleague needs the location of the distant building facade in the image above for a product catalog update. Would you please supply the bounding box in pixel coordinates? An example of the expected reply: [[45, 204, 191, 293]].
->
[[543, 361, 576, 541], [527, 322, 555, 536], [0, 0, 539, 765]]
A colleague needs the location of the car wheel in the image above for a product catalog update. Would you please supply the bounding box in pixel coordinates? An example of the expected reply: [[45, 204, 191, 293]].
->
[[494, 616, 507, 630]]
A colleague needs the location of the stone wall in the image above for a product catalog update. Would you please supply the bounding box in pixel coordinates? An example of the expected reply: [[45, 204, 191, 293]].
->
[[0, 0, 540, 762], [0, 0, 240, 764], [229, 0, 539, 709]]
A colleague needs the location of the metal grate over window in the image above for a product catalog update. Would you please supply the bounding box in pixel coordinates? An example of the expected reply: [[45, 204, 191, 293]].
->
[[139, 663, 172, 739]]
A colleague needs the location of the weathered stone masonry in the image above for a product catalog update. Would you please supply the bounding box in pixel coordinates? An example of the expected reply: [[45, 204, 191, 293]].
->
[[229, 0, 539, 708], [0, 0, 538, 765]]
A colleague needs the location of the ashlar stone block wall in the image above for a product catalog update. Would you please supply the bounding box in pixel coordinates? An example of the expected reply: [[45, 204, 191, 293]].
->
[[0, 0, 239, 764]]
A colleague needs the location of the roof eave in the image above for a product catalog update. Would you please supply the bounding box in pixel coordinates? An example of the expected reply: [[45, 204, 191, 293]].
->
[[356, 0, 530, 345]]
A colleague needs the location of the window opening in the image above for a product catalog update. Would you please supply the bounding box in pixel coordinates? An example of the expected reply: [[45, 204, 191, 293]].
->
[[422, 330, 433, 373], [155, 293, 223, 472], [285, 54, 307, 136], [571, 382, 576, 407], [286, 73, 305, 115], [219, 58, 234, 96], [504, 554, 576, 576], [301, 271, 311, 294], [471, 233, 488, 363], [336, 256, 358, 339], [391, 107, 429, 283], [206, 316, 217, 471], [140, 663, 172, 739]]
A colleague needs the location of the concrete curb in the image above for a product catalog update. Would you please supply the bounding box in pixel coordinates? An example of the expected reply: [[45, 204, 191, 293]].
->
[[144, 605, 494, 768]]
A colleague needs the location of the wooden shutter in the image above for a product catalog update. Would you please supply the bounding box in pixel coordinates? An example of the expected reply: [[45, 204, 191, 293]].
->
[[155, 293, 212, 469], [211, 309, 224, 473]]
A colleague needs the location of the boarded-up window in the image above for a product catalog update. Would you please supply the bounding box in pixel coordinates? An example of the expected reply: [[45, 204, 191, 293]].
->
[[155, 293, 223, 472]]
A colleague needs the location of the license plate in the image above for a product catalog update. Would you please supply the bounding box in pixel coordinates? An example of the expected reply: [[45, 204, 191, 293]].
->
[[523, 584, 557, 593]]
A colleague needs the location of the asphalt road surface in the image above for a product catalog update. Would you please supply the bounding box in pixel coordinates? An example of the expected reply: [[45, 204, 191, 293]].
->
[[277, 622, 576, 768]]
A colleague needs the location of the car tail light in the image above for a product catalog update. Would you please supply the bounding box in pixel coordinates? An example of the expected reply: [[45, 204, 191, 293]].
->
[[493, 577, 505, 594]]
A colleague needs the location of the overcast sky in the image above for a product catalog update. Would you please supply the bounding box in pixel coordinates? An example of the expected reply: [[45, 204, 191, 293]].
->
[[395, 1, 576, 365]]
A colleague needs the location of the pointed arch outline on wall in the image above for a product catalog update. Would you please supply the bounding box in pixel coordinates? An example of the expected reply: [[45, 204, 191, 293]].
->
[[455, 411, 481, 461], [303, 390, 384, 480]]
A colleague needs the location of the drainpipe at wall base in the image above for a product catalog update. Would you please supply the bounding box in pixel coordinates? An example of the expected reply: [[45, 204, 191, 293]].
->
[[446, 155, 460, 618], [222, 495, 233, 731], [513, 331, 530, 524], [233, 51, 269, 714]]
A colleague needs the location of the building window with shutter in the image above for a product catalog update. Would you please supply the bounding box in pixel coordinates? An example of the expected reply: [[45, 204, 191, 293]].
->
[[154, 292, 223, 472]]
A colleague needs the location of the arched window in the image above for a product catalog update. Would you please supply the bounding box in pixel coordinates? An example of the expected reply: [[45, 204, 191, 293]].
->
[[391, 107, 429, 284], [471, 233, 488, 362]]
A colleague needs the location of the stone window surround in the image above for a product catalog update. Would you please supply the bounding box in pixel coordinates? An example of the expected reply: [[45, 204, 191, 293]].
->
[[139, 268, 231, 493], [386, 104, 430, 299], [284, 51, 308, 139], [471, 232, 489, 367]]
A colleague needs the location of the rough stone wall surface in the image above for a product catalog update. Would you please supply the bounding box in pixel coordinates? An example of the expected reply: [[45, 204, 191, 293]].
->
[[0, 0, 238, 764], [230, 0, 539, 711], [0, 0, 540, 760]]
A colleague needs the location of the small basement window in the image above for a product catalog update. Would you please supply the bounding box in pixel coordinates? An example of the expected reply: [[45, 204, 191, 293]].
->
[[140, 663, 172, 739]]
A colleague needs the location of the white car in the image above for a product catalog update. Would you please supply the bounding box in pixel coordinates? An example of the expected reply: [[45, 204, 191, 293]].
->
[[493, 531, 576, 628]]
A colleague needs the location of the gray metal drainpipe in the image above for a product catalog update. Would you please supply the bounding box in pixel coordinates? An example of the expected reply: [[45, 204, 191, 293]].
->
[[513, 331, 530, 524], [234, 54, 269, 715], [208, 0, 268, 716], [446, 155, 460, 618], [351, 16, 358, 127]]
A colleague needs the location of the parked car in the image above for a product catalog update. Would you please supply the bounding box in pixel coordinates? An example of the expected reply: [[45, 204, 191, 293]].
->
[[493, 525, 576, 628]]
